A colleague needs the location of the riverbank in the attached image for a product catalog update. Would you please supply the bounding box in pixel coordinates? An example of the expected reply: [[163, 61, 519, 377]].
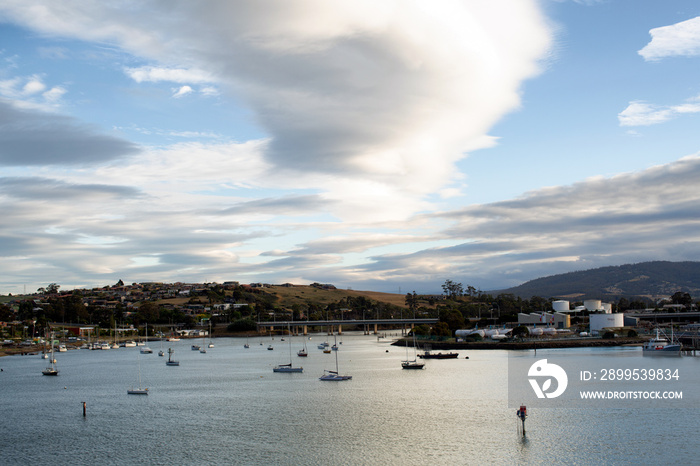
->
[[393, 337, 646, 350]]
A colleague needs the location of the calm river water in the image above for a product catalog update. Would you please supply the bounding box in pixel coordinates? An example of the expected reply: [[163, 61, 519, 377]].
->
[[1, 334, 698, 465]]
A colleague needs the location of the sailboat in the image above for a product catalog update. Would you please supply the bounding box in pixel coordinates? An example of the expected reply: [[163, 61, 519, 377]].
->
[[200, 330, 207, 353], [297, 335, 307, 357], [207, 321, 214, 348], [319, 336, 351, 381], [42, 333, 59, 376], [158, 335, 165, 357], [111, 321, 119, 349], [41, 328, 49, 359], [244, 335, 250, 349], [127, 354, 148, 395], [166, 347, 179, 366], [140, 324, 153, 354], [402, 329, 425, 370], [274, 325, 303, 372]]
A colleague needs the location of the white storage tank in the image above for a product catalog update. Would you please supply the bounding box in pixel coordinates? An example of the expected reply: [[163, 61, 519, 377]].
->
[[601, 302, 612, 314], [589, 313, 624, 332], [552, 300, 570, 312], [584, 299, 602, 312]]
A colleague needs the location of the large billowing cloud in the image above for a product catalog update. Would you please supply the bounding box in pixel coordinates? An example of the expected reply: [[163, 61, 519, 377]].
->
[[0, 0, 551, 204]]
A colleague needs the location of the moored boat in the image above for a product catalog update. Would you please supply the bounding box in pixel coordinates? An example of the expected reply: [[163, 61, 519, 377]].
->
[[273, 324, 303, 372], [166, 347, 179, 366], [418, 350, 458, 359], [319, 336, 350, 381], [127, 354, 148, 395], [402, 330, 425, 370], [643, 329, 681, 356], [42, 335, 59, 376], [402, 360, 425, 369]]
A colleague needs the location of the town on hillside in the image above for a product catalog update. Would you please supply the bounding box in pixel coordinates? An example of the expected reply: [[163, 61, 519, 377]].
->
[[1, 279, 699, 353]]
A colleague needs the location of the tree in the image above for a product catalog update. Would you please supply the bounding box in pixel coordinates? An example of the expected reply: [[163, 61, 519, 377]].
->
[[412, 323, 431, 336], [441, 280, 463, 300], [405, 292, 419, 313], [0, 304, 13, 321], [227, 318, 257, 332], [617, 297, 630, 312], [137, 301, 160, 324], [432, 321, 451, 337], [511, 325, 529, 340], [439, 308, 465, 331], [46, 283, 60, 294], [671, 291, 692, 309]]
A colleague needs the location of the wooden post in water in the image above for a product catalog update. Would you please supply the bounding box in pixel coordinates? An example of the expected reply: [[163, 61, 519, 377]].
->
[[516, 405, 527, 436], [82, 401, 86, 417]]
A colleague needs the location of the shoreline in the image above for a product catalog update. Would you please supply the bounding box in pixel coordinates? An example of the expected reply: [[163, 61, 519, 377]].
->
[[393, 337, 646, 351], [1, 334, 648, 357]]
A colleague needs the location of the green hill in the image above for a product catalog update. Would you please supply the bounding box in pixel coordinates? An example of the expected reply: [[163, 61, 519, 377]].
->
[[495, 261, 700, 300]]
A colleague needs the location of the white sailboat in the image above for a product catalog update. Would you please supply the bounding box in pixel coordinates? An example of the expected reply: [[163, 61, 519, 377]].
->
[[274, 325, 303, 372], [40, 329, 49, 359], [111, 321, 120, 349], [319, 336, 351, 381], [207, 321, 214, 348], [127, 354, 148, 394], [402, 329, 425, 370], [42, 333, 59, 376], [297, 335, 307, 357], [140, 324, 153, 354]]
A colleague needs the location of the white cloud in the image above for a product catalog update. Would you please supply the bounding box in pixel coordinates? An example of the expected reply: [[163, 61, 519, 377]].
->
[[0, 74, 67, 110], [639, 16, 700, 61], [200, 86, 219, 96], [124, 66, 214, 84], [618, 98, 700, 127], [22, 76, 46, 95], [618, 101, 673, 126], [42, 86, 67, 103], [172, 85, 193, 98]]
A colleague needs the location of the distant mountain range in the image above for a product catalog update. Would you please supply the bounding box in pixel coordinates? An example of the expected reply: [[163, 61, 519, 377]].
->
[[493, 261, 700, 300]]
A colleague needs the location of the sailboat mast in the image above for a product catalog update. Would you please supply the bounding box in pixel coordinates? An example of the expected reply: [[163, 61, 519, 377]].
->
[[334, 335, 339, 373]]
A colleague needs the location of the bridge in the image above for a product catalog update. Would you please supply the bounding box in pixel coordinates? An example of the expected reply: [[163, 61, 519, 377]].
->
[[256, 318, 438, 335]]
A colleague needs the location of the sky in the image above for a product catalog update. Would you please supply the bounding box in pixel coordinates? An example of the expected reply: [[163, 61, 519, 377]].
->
[[1, 0, 700, 296]]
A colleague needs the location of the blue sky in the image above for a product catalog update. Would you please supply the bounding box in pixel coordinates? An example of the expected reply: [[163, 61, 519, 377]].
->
[[1, 0, 700, 296]]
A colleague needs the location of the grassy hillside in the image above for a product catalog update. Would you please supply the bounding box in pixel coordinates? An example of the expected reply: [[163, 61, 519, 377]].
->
[[262, 285, 408, 308]]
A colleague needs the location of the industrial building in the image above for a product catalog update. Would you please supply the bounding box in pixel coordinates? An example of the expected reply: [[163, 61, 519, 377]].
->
[[589, 313, 624, 333], [517, 312, 570, 329]]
